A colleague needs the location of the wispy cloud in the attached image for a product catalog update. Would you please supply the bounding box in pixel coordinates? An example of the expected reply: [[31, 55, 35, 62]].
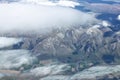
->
[[0, 50, 36, 69]]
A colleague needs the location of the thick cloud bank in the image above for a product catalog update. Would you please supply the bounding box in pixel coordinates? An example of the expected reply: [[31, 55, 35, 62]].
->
[[0, 3, 97, 34]]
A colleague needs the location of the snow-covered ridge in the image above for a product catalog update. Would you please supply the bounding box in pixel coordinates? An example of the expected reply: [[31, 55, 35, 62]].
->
[[30, 64, 70, 76], [40, 65, 120, 80], [71, 65, 120, 79]]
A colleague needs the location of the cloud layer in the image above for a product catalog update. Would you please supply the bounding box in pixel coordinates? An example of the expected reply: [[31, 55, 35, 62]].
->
[[0, 50, 36, 69], [0, 3, 97, 35]]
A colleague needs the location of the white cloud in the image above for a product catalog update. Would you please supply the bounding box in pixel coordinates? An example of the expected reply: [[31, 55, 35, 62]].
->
[[20, 0, 80, 8], [56, 0, 80, 8], [0, 3, 98, 35], [0, 50, 36, 69], [0, 37, 22, 48], [102, 21, 111, 27], [71, 65, 120, 79], [117, 15, 120, 20]]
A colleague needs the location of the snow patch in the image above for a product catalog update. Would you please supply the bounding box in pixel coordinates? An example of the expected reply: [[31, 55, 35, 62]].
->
[[86, 25, 101, 35], [71, 65, 120, 79], [0, 37, 22, 48], [102, 21, 110, 27]]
